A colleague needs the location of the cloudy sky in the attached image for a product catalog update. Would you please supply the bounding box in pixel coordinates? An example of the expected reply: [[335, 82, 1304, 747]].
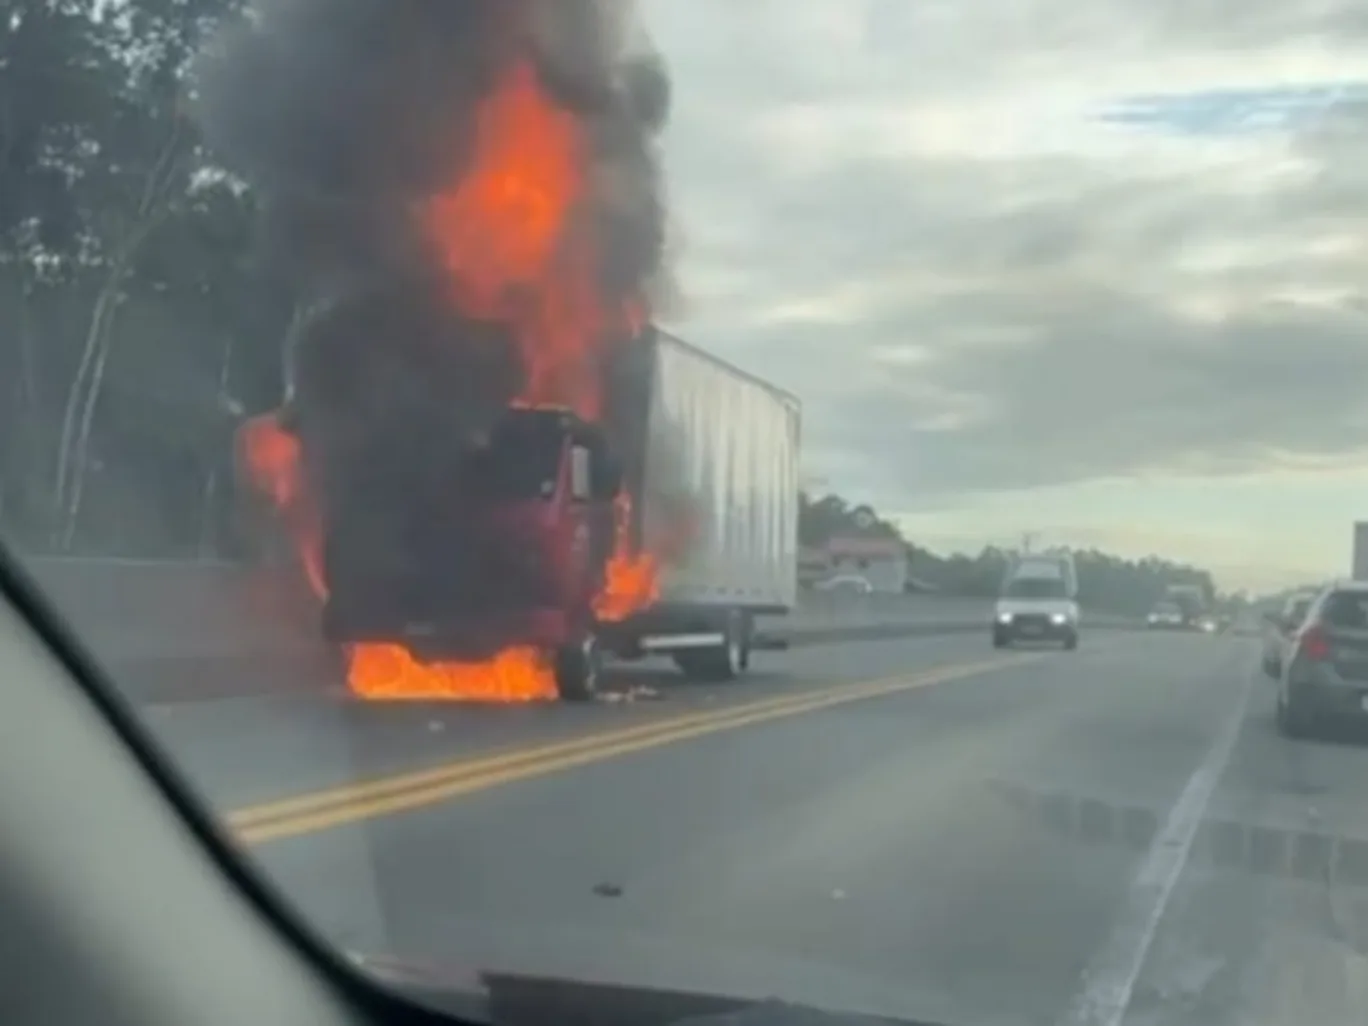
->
[[640, 0, 1368, 593]]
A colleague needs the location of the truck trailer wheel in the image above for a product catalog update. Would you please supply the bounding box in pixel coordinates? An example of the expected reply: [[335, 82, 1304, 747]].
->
[[675, 612, 749, 683], [554, 635, 600, 702]]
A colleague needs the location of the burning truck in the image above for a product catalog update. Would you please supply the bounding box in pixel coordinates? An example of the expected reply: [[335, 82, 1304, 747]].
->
[[239, 317, 799, 702], [212, 0, 799, 701]]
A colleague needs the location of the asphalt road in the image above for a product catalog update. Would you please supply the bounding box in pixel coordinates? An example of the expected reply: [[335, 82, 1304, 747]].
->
[[137, 630, 1368, 1026]]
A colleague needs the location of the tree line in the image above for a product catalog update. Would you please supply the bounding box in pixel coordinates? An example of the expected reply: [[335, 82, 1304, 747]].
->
[[800, 492, 1221, 616], [1, 0, 293, 558]]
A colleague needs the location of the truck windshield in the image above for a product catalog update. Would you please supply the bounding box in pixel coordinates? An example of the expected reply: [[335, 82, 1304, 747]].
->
[[1003, 577, 1068, 598], [465, 411, 566, 500]]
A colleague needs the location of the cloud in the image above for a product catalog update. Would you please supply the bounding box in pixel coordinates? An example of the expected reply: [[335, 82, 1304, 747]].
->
[[646, 0, 1368, 517]]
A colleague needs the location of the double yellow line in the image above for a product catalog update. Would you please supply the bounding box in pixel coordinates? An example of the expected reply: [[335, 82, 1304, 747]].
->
[[230, 652, 1036, 846]]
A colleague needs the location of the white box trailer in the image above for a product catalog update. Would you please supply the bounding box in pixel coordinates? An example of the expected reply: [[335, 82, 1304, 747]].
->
[[1354, 522, 1368, 580], [643, 331, 799, 609], [602, 328, 801, 678]]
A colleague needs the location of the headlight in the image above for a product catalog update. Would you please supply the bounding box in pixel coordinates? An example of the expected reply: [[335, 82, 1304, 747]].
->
[[997, 612, 1012, 623], [1051, 613, 1067, 624]]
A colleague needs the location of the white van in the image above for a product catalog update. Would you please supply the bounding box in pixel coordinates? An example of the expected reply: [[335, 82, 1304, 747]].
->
[[993, 553, 1080, 650]]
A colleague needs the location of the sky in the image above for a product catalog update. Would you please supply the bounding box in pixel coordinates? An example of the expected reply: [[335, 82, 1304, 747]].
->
[[639, 0, 1368, 594]]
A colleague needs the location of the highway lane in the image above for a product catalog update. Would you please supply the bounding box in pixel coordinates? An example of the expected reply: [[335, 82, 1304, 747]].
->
[[1119, 665, 1368, 1026], [140, 630, 1030, 811], [173, 628, 1368, 1026]]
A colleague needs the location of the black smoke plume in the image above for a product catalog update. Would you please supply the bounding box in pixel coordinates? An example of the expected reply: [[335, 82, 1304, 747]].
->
[[197, 0, 673, 600]]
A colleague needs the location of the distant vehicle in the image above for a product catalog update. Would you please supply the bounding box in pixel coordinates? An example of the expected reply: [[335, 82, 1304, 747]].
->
[[993, 571, 1079, 650], [1262, 591, 1318, 678], [1146, 601, 1186, 629], [812, 575, 873, 594], [1162, 583, 1211, 627], [1274, 582, 1368, 738]]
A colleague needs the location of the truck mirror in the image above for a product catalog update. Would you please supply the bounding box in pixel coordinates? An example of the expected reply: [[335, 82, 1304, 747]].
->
[[569, 445, 591, 501]]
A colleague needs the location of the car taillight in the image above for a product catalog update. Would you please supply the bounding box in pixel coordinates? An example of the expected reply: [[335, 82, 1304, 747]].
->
[[1300, 624, 1330, 661]]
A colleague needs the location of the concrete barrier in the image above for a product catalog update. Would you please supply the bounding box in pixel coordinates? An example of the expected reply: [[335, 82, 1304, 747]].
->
[[19, 558, 1140, 704], [23, 558, 344, 705]]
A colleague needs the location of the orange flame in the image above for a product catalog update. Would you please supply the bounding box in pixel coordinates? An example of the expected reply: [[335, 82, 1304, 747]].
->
[[426, 57, 605, 420], [347, 644, 555, 702], [239, 54, 661, 703], [238, 414, 326, 597], [594, 494, 659, 621]]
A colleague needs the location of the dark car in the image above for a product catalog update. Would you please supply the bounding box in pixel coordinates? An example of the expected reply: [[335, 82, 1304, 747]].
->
[[1262, 591, 1316, 677], [1276, 583, 1368, 737]]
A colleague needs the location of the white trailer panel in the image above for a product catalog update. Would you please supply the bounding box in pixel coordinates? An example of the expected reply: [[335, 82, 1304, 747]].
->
[[640, 332, 800, 610], [1354, 522, 1368, 580]]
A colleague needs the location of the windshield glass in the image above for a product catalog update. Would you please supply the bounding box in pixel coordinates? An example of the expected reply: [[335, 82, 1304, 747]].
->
[[465, 411, 566, 501], [4, 3, 1365, 1026], [1002, 577, 1068, 599]]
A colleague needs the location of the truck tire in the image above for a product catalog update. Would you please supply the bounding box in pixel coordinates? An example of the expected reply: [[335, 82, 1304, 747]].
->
[[554, 634, 600, 702], [675, 612, 749, 683], [737, 612, 753, 671]]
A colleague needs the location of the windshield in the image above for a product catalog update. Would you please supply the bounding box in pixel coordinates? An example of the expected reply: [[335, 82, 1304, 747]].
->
[[4, 3, 1364, 1026], [465, 411, 567, 501], [1002, 577, 1068, 599]]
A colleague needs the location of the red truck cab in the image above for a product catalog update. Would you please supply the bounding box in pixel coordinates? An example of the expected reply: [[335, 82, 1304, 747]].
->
[[319, 405, 622, 697]]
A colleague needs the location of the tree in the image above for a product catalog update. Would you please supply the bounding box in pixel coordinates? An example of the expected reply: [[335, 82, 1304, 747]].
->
[[0, 0, 296, 556], [799, 491, 904, 547], [0, 0, 116, 542]]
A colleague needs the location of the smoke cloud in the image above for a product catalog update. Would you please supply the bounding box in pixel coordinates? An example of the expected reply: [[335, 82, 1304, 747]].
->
[[197, 0, 674, 565]]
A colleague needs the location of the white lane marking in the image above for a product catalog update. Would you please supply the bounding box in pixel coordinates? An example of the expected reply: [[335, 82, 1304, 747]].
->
[[1059, 655, 1255, 1026]]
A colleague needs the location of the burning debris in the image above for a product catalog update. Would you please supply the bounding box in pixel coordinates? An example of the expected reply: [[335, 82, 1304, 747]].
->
[[205, 0, 674, 701]]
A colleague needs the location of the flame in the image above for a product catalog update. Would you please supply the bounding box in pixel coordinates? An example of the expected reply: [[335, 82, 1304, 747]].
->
[[238, 54, 662, 703], [426, 57, 605, 420], [594, 494, 659, 621], [346, 644, 555, 702], [238, 414, 326, 597]]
